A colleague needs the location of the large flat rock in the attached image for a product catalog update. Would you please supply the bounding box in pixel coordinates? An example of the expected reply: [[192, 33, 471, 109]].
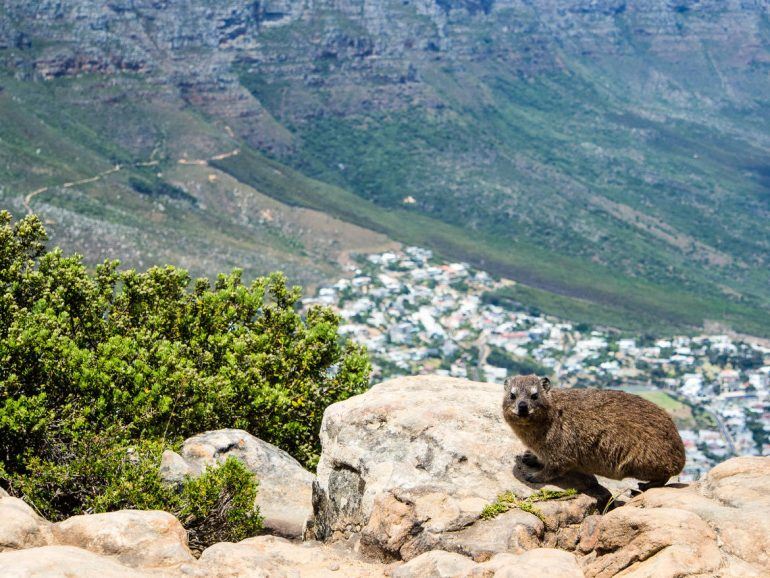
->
[[0, 545, 154, 577], [52, 509, 194, 569], [194, 535, 388, 578], [307, 375, 605, 561]]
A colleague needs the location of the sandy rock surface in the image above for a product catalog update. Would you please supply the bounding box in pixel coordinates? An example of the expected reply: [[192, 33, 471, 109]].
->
[[52, 509, 195, 569], [0, 545, 155, 577], [0, 497, 54, 553], [193, 535, 389, 578]]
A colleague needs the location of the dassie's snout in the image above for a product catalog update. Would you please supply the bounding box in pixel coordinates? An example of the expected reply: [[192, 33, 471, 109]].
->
[[517, 401, 529, 416]]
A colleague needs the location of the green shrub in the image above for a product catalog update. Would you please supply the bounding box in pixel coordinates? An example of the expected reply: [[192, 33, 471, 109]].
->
[[128, 175, 198, 205], [177, 457, 263, 552], [0, 211, 370, 541], [11, 431, 261, 548]]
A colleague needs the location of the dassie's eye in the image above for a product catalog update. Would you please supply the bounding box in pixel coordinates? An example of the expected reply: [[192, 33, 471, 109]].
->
[[531, 392, 539, 400], [509, 391, 516, 400]]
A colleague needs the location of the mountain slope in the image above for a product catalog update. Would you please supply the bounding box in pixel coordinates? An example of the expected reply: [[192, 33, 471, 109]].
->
[[1, 1, 769, 334]]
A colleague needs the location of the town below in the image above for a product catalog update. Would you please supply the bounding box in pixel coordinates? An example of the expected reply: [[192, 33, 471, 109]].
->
[[304, 248, 769, 481]]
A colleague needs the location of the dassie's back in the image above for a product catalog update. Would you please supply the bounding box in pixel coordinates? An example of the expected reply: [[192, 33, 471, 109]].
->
[[549, 389, 685, 480]]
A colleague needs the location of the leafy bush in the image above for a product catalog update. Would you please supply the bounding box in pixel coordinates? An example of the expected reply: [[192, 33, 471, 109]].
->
[[177, 457, 263, 552], [12, 432, 261, 548], [128, 175, 198, 205], [0, 211, 370, 542]]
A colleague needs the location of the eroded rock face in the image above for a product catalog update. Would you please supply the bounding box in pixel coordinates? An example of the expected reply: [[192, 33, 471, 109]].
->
[[161, 428, 315, 538], [0, 497, 54, 552], [52, 510, 194, 569], [308, 375, 606, 561], [579, 456, 770, 578]]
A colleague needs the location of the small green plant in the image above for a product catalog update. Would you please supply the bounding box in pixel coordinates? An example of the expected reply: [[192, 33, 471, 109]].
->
[[516, 500, 545, 522], [177, 457, 262, 552], [530, 488, 578, 501], [481, 488, 578, 521], [601, 487, 633, 515]]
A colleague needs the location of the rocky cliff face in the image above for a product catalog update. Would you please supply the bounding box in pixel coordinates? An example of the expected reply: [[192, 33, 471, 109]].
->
[[1, 376, 768, 577], [2, 1, 770, 332], [4, 1, 768, 134]]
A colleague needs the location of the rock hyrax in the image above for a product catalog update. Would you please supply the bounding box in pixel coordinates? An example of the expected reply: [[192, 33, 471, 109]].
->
[[502, 375, 685, 488]]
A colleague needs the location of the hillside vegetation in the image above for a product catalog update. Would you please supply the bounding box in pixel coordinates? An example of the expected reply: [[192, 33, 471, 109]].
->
[[0, 212, 369, 542], [1, 1, 769, 334]]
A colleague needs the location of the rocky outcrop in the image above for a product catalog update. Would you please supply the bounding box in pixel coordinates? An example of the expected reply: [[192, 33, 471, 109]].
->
[[578, 456, 770, 577], [160, 428, 314, 538], [307, 375, 607, 561], [0, 376, 768, 577]]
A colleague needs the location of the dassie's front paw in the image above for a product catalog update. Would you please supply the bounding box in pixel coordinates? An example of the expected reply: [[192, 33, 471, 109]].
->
[[523, 468, 562, 484], [521, 450, 544, 468], [523, 471, 545, 483]]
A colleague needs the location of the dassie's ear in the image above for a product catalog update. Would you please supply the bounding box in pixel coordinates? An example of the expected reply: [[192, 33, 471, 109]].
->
[[503, 376, 513, 391], [540, 376, 551, 392]]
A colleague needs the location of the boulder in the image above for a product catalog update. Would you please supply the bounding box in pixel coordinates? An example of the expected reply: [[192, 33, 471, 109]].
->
[[162, 429, 314, 538], [698, 455, 770, 508], [391, 548, 583, 577], [579, 506, 723, 577], [52, 509, 194, 569], [194, 535, 388, 577], [389, 550, 477, 577], [308, 375, 605, 561], [0, 545, 153, 577], [0, 497, 54, 552], [608, 455, 770, 575], [478, 549, 584, 578], [399, 508, 543, 562]]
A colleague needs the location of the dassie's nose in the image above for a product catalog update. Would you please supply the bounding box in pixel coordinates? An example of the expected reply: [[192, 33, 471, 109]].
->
[[517, 401, 528, 412]]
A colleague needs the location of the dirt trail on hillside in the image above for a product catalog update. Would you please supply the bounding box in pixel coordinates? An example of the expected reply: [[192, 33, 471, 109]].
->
[[22, 148, 238, 214]]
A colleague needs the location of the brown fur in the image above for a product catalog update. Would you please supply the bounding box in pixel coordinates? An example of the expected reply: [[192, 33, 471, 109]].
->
[[502, 375, 685, 487]]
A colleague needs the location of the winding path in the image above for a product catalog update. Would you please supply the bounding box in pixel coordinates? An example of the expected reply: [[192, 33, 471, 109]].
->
[[21, 146, 239, 215]]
